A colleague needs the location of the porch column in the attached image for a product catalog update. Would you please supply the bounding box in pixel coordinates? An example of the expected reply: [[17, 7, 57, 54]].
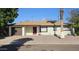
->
[[9, 26, 11, 36], [37, 26, 40, 35], [22, 27, 25, 36]]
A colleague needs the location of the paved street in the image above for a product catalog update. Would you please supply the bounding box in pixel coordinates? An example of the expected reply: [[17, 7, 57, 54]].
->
[[0, 35, 79, 51], [19, 44, 79, 51]]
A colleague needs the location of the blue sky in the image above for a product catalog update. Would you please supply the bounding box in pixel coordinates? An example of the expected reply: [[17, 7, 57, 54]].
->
[[15, 8, 73, 23]]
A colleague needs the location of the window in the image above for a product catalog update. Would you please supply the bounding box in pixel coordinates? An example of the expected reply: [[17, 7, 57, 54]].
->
[[40, 26, 47, 32]]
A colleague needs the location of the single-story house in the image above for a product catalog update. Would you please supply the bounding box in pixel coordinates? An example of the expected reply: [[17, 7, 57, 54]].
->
[[9, 20, 74, 36]]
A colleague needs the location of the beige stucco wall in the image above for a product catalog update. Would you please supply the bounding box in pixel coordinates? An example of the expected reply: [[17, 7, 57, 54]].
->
[[48, 27, 54, 35], [40, 27, 71, 36], [25, 26, 71, 36], [40, 27, 54, 35], [26, 26, 33, 35], [55, 27, 71, 36], [55, 27, 61, 36]]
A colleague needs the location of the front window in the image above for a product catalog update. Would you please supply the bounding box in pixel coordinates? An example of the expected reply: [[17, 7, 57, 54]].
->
[[40, 26, 47, 32]]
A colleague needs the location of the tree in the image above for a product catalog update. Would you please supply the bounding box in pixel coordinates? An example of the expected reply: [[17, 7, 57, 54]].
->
[[68, 9, 79, 35], [0, 8, 18, 37]]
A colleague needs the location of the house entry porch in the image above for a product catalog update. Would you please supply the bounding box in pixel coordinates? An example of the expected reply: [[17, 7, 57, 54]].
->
[[9, 26, 40, 36]]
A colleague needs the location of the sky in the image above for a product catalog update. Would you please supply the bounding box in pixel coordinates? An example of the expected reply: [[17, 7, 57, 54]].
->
[[15, 8, 73, 23]]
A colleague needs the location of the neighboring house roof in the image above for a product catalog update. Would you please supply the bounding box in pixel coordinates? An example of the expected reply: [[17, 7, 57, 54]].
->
[[15, 20, 64, 26]]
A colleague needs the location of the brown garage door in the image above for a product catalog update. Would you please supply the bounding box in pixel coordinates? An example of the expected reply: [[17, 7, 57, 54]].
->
[[13, 27, 22, 36]]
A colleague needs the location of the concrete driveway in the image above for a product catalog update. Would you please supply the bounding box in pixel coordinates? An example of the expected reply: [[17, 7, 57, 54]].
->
[[0, 35, 79, 51], [0, 35, 79, 45]]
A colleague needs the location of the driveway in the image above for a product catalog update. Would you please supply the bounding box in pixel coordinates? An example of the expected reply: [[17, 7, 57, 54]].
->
[[0, 35, 79, 51], [0, 35, 79, 45]]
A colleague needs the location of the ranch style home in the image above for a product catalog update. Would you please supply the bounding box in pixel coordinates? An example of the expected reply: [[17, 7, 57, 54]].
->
[[9, 20, 74, 37]]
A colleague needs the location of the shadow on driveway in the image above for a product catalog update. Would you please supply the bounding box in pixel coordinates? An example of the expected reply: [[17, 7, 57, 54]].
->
[[0, 38, 33, 51]]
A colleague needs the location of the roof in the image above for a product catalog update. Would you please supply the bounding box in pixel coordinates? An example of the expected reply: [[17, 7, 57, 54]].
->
[[15, 20, 62, 26], [11, 20, 66, 27]]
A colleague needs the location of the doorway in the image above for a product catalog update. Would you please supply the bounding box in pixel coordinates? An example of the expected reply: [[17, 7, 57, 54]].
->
[[33, 27, 37, 34]]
